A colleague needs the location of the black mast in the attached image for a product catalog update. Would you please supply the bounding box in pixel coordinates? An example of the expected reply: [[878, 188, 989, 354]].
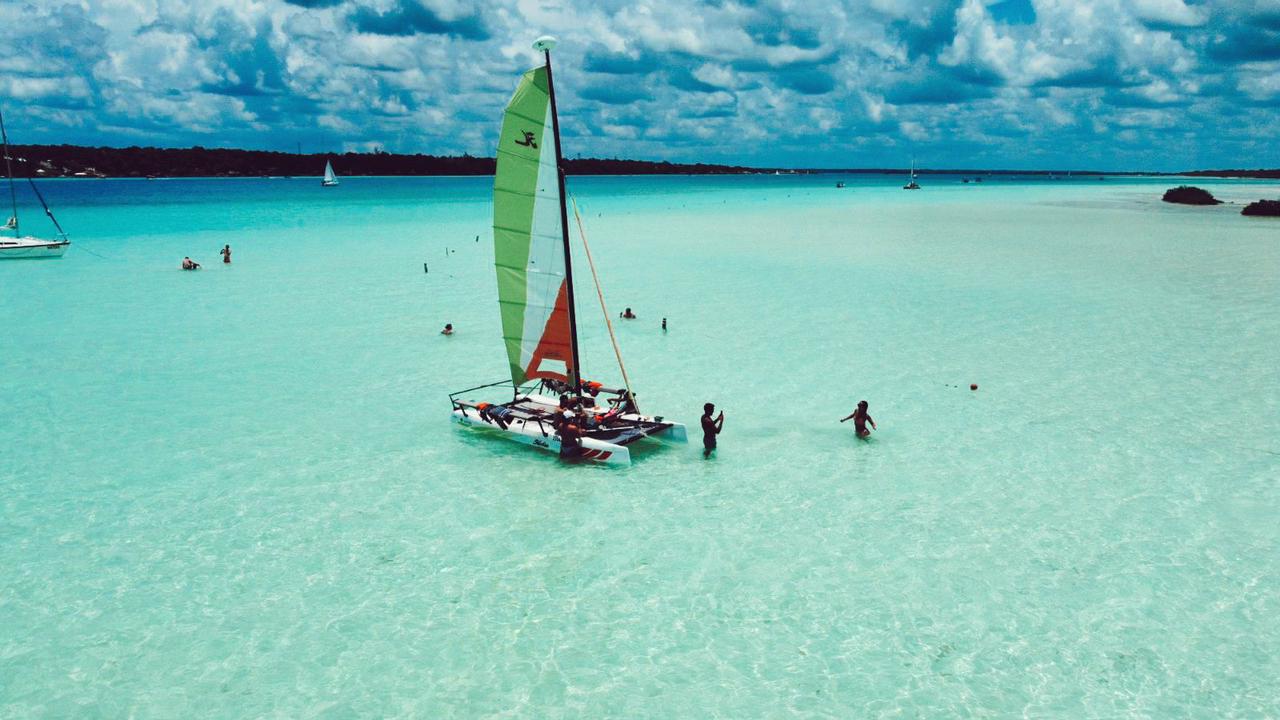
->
[[541, 41, 583, 394], [0, 108, 18, 237]]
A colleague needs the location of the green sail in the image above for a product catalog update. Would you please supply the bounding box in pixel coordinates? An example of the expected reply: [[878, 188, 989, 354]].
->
[[493, 66, 575, 387]]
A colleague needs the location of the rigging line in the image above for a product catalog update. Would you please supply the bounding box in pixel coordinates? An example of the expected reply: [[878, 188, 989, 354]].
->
[[28, 175, 108, 260], [20, 174, 106, 258], [26, 178, 66, 238], [0, 108, 19, 237], [70, 241, 109, 260], [569, 194, 635, 410]]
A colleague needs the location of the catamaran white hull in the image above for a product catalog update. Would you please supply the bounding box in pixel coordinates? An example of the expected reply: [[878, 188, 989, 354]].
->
[[450, 392, 687, 466], [0, 238, 68, 258], [452, 408, 633, 465]]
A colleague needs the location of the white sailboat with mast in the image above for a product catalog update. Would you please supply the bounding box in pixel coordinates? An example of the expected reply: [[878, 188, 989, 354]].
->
[[903, 158, 920, 190], [321, 159, 339, 187], [449, 36, 686, 465], [0, 108, 70, 259]]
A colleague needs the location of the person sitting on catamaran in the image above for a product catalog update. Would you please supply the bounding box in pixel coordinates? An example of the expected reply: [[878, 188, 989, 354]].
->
[[620, 391, 638, 414], [181, 257, 201, 270], [840, 400, 876, 439], [594, 407, 624, 427], [620, 307, 637, 319], [477, 402, 513, 430]]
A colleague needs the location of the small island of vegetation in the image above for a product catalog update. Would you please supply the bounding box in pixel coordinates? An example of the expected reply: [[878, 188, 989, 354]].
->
[[1241, 199, 1280, 217], [1162, 186, 1221, 205]]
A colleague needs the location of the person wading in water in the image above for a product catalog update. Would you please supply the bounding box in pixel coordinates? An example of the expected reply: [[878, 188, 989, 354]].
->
[[701, 403, 724, 458], [840, 400, 876, 439]]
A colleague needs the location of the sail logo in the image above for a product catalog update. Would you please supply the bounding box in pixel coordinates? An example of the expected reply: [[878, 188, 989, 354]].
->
[[515, 131, 538, 148]]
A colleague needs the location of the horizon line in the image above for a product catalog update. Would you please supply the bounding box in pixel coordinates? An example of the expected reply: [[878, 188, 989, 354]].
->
[[8, 142, 1279, 178]]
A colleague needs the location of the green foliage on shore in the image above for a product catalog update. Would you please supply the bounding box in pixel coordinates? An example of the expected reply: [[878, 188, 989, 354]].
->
[[7, 144, 757, 178]]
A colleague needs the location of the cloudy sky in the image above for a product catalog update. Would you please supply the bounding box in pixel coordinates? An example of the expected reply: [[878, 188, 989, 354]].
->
[[3, 0, 1279, 170]]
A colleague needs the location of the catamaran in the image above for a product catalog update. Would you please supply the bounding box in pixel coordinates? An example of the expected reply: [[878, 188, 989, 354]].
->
[[0, 108, 69, 259], [449, 36, 687, 466], [321, 160, 339, 187]]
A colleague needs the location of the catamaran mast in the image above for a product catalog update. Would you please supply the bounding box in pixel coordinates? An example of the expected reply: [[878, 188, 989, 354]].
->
[[0, 108, 19, 237], [538, 38, 583, 394]]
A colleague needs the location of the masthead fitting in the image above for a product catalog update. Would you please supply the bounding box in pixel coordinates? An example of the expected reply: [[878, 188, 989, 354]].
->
[[533, 36, 558, 52]]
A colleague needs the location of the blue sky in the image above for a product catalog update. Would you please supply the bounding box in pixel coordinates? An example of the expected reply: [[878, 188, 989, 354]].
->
[[3, 0, 1279, 170]]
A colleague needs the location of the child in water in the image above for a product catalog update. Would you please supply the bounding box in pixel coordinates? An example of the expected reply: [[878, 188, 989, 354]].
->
[[840, 400, 876, 439]]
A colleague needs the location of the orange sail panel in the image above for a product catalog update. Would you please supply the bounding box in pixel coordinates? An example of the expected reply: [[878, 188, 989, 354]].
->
[[523, 279, 575, 382]]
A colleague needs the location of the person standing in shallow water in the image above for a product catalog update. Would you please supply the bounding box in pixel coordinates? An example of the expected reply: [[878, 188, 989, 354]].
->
[[701, 402, 724, 458], [220, 244, 231, 264], [841, 400, 876, 439]]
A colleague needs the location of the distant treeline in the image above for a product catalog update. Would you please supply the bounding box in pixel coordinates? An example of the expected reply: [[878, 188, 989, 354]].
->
[[6, 144, 1278, 179], [1179, 169, 1280, 179], [8, 144, 756, 178]]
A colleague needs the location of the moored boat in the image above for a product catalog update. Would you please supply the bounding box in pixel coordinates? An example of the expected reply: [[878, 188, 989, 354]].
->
[[903, 159, 921, 190], [0, 108, 70, 260], [0, 237, 69, 258], [321, 160, 339, 187]]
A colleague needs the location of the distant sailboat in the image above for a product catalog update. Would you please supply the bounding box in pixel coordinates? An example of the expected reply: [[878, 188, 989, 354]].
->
[[449, 36, 687, 465], [321, 160, 339, 187], [0, 108, 70, 259], [903, 159, 921, 190]]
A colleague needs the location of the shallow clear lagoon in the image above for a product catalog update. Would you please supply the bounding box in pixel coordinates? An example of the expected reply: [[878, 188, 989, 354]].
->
[[2, 174, 1278, 716]]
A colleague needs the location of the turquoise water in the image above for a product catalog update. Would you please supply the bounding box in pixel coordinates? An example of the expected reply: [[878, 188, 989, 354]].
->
[[2, 175, 1278, 717]]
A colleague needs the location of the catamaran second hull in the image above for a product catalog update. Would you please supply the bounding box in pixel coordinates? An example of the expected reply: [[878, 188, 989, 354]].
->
[[451, 392, 687, 466], [0, 238, 69, 258]]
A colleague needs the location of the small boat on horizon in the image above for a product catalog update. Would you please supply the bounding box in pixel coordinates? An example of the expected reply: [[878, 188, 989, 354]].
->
[[0, 108, 70, 259], [903, 159, 921, 190], [321, 160, 339, 187], [449, 36, 687, 466]]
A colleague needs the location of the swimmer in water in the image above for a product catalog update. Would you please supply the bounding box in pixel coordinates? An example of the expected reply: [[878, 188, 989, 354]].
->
[[220, 244, 231, 264], [620, 307, 637, 319], [441, 323, 454, 335], [181, 257, 201, 270], [840, 400, 876, 439], [557, 408, 583, 459], [701, 402, 724, 458]]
